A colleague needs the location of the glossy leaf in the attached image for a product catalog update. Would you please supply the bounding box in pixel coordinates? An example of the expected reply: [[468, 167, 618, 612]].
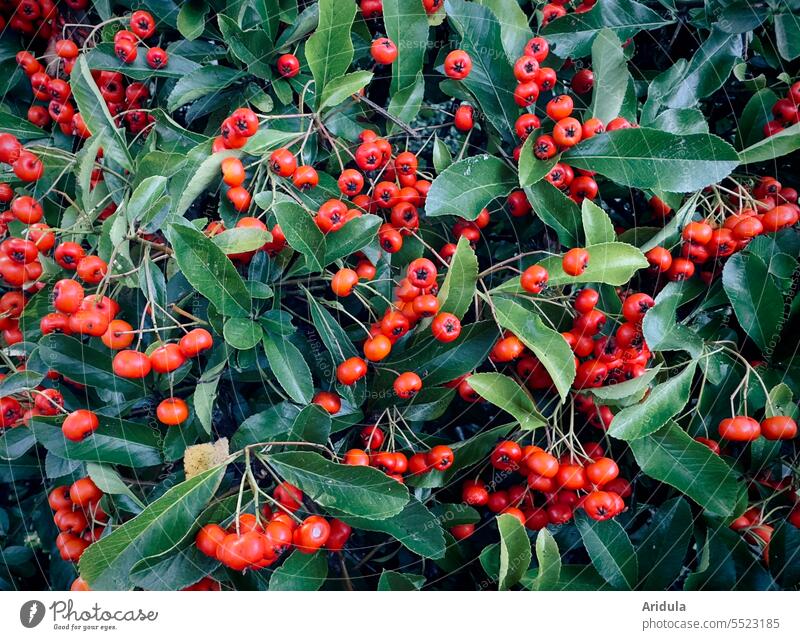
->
[[576, 511, 638, 590], [262, 334, 314, 404], [426, 155, 517, 220], [467, 373, 545, 430], [437, 236, 478, 319], [497, 513, 532, 590], [305, 0, 356, 106]]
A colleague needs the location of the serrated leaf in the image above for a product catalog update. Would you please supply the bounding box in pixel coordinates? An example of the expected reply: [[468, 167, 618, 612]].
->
[[575, 511, 638, 589], [79, 465, 226, 589], [426, 155, 517, 220], [497, 513, 531, 590]]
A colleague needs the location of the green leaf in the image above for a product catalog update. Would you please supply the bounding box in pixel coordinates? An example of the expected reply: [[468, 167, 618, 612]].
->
[[722, 250, 784, 353], [497, 513, 532, 590], [636, 497, 692, 590], [651, 108, 709, 135], [525, 180, 582, 246], [378, 570, 425, 590], [130, 546, 217, 591], [273, 200, 326, 272], [223, 317, 263, 350], [774, 13, 800, 61], [492, 297, 576, 401], [319, 71, 373, 111], [425, 155, 517, 220], [0, 112, 46, 141], [217, 15, 272, 79], [262, 334, 314, 404], [467, 373, 545, 430], [476, 0, 533, 63], [212, 228, 272, 254], [166, 65, 244, 111], [268, 451, 408, 519], [37, 334, 142, 395], [738, 122, 800, 165], [528, 529, 561, 591], [193, 346, 227, 435], [0, 427, 36, 461], [79, 465, 226, 589], [432, 136, 453, 174], [590, 364, 661, 403], [444, 0, 519, 142], [629, 421, 740, 516], [608, 360, 696, 440], [522, 564, 609, 591], [541, 0, 672, 59], [305, 0, 356, 107], [231, 402, 302, 449], [176, 0, 208, 40], [86, 462, 146, 510], [589, 29, 629, 125], [436, 236, 478, 319], [30, 417, 162, 467], [581, 199, 616, 246], [269, 550, 328, 590], [518, 133, 558, 188], [768, 521, 800, 588], [169, 223, 252, 318], [126, 176, 169, 226], [332, 497, 445, 559], [642, 285, 704, 356], [646, 28, 742, 113], [562, 129, 740, 192], [384, 0, 428, 108], [287, 404, 331, 445], [71, 56, 132, 170], [575, 511, 638, 589], [319, 214, 381, 267], [0, 370, 44, 396]]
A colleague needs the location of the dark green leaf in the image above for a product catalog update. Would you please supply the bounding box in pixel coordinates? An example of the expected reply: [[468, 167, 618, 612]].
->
[[629, 421, 741, 516], [37, 334, 142, 394], [636, 497, 693, 590], [269, 451, 408, 519], [167, 65, 244, 111], [541, 0, 671, 59], [436, 236, 478, 319], [576, 511, 638, 589], [305, 0, 356, 107], [273, 200, 326, 272], [608, 360, 696, 440], [562, 129, 740, 192], [739, 122, 800, 165], [722, 250, 784, 353], [71, 56, 132, 170], [30, 417, 162, 467], [444, 0, 519, 142], [79, 466, 226, 589], [467, 373, 545, 430], [262, 334, 314, 404], [426, 155, 517, 220], [223, 317, 263, 350], [528, 529, 561, 590], [525, 180, 582, 246], [492, 297, 575, 401], [269, 550, 328, 590], [378, 570, 425, 590], [169, 223, 252, 318], [497, 513, 532, 590]]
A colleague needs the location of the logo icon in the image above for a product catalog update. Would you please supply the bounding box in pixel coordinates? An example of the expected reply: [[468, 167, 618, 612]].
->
[[20, 600, 45, 628]]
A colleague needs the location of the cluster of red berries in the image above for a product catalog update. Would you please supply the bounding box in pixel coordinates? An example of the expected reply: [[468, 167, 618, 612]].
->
[[645, 176, 800, 284], [196, 482, 351, 571], [730, 501, 800, 564], [450, 439, 629, 539], [341, 424, 455, 482], [113, 10, 168, 69], [763, 81, 800, 137], [213, 106, 260, 152], [0, 0, 61, 40], [0, 131, 44, 184], [47, 477, 106, 564], [332, 259, 444, 398]]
